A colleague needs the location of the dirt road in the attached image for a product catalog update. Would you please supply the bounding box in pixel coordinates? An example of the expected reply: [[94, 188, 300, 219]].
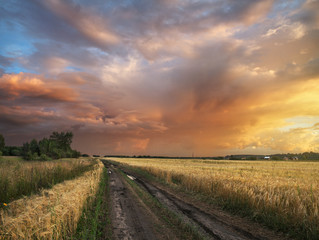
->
[[102, 160, 290, 240], [108, 166, 163, 240]]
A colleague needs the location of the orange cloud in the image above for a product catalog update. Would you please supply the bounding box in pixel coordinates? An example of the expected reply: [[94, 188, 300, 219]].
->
[[0, 73, 77, 102], [133, 138, 150, 151], [157, 77, 319, 155]]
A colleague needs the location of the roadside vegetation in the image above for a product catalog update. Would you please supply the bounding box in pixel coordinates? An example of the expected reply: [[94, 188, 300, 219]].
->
[[0, 160, 104, 239], [74, 167, 112, 240], [109, 157, 319, 240], [0, 157, 97, 206]]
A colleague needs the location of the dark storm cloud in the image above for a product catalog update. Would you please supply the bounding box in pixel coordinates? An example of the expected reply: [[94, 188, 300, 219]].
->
[[111, 0, 273, 33], [2, 0, 274, 62]]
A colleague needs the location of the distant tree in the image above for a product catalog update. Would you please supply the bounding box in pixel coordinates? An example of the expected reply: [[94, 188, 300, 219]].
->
[[30, 139, 40, 155], [50, 131, 73, 151], [22, 142, 31, 160], [0, 134, 5, 152], [38, 138, 50, 155], [2, 147, 9, 156], [72, 150, 81, 158], [21, 131, 80, 161], [51, 148, 63, 159], [8, 146, 22, 156]]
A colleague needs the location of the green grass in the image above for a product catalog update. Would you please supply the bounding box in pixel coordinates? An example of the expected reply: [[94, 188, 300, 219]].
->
[[73, 168, 112, 240], [0, 158, 98, 206]]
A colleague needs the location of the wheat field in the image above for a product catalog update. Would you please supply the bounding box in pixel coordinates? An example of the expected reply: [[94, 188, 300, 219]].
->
[[0, 159, 104, 239], [109, 157, 319, 239], [0, 157, 97, 205]]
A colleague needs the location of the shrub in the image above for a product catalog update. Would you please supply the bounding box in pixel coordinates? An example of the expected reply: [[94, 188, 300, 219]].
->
[[25, 151, 33, 161], [40, 154, 51, 161], [32, 152, 39, 160], [72, 150, 81, 158], [11, 148, 21, 156]]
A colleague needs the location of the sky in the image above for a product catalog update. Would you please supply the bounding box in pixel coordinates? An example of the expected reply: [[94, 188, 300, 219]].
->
[[0, 0, 319, 156]]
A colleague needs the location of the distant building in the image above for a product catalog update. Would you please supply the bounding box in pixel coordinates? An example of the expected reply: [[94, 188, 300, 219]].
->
[[264, 156, 270, 160]]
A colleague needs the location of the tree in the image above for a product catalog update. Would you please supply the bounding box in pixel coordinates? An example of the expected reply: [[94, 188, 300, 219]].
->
[[11, 148, 21, 156], [50, 131, 73, 151], [72, 150, 81, 158], [0, 134, 5, 152], [30, 139, 40, 155], [38, 138, 50, 155], [21, 131, 80, 160], [22, 142, 30, 159]]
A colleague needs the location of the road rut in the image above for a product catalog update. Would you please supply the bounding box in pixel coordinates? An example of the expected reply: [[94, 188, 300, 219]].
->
[[108, 167, 160, 240]]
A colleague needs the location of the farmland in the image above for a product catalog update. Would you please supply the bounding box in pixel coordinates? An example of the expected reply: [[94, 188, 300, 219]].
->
[[108, 157, 319, 239], [1, 156, 318, 239], [0, 157, 104, 239], [0, 156, 97, 205]]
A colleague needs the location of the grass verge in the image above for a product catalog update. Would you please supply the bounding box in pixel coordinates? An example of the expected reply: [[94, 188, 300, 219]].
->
[[73, 167, 112, 240]]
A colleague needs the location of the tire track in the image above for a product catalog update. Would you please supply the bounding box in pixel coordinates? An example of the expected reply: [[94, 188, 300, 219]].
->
[[107, 166, 159, 240], [119, 167, 290, 240]]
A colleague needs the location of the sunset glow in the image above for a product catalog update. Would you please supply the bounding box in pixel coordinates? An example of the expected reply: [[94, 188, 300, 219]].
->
[[1, 0, 319, 156]]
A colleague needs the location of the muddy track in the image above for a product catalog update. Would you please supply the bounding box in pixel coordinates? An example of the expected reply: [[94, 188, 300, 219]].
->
[[107, 165, 161, 240], [103, 160, 290, 240], [134, 178, 265, 240]]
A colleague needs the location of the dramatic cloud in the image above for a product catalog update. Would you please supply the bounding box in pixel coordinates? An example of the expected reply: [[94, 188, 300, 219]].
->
[[1, 0, 319, 155]]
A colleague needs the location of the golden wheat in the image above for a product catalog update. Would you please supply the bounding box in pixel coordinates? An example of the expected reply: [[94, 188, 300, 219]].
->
[[109, 157, 319, 238], [0, 160, 104, 239]]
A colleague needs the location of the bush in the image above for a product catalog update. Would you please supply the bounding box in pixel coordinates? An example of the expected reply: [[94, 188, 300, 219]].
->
[[25, 151, 33, 161], [72, 150, 81, 158], [66, 151, 73, 158], [40, 154, 51, 161], [32, 152, 39, 161], [11, 149, 21, 156]]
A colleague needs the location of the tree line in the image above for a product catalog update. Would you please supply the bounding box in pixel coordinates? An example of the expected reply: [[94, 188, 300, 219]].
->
[[0, 132, 81, 161]]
